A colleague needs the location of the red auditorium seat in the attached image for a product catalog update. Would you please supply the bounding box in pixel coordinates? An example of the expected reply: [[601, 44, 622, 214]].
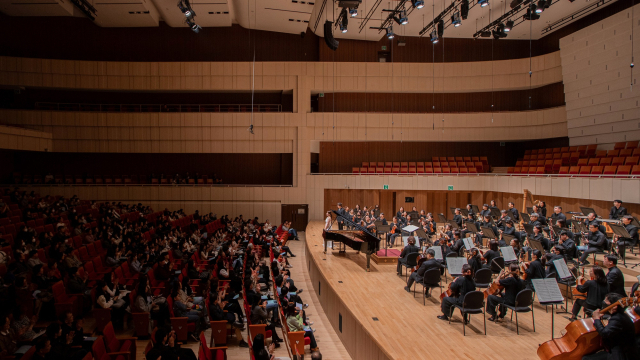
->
[[558, 166, 569, 175], [611, 157, 625, 166], [579, 166, 592, 175], [599, 157, 612, 166], [617, 165, 631, 176], [352, 167, 359, 174], [568, 166, 580, 175], [591, 166, 603, 175], [625, 156, 639, 165], [626, 141, 639, 148], [614, 142, 626, 150], [587, 158, 599, 166], [577, 158, 588, 166], [585, 145, 597, 157], [595, 150, 607, 158], [607, 150, 620, 158], [619, 149, 633, 157], [603, 166, 617, 175], [631, 165, 640, 175]]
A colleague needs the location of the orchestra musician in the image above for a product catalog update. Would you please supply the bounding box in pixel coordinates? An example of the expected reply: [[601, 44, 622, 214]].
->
[[397, 236, 420, 276], [609, 199, 628, 220], [336, 203, 346, 230], [538, 201, 547, 218], [396, 207, 405, 220], [404, 248, 443, 293], [486, 263, 525, 322], [465, 204, 475, 218], [477, 215, 498, 247], [364, 215, 376, 232], [419, 210, 427, 220], [577, 223, 607, 266], [467, 248, 482, 274], [584, 213, 607, 234], [377, 213, 388, 226], [557, 230, 577, 261], [489, 200, 499, 212], [569, 266, 609, 321], [388, 217, 401, 248], [510, 238, 525, 259], [516, 213, 541, 242], [529, 225, 551, 251], [507, 202, 519, 222], [499, 220, 516, 247], [450, 231, 465, 255], [549, 206, 567, 224], [496, 210, 511, 231], [583, 293, 640, 360], [532, 205, 548, 226], [426, 213, 437, 236], [482, 240, 501, 269], [603, 255, 627, 297], [612, 215, 638, 262], [437, 264, 476, 322], [452, 208, 463, 228], [523, 249, 546, 289], [461, 213, 479, 241], [480, 204, 491, 219]]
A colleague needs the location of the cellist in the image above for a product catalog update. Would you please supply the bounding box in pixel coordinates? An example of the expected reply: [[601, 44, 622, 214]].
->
[[583, 293, 640, 360], [486, 263, 525, 322], [437, 264, 476, 323], [569, 266, 609, 322]]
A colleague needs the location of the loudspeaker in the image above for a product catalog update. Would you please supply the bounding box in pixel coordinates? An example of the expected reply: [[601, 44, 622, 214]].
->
[[300, 31, 306, 39], [324, 20, 339, 51], [405, 197, 415, 203], [461, 0, 469, 19], [437, 19, 444, 37]]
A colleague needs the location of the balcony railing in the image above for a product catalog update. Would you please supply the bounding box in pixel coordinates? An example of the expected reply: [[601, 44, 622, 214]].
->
[[34, 102, 283, 113]]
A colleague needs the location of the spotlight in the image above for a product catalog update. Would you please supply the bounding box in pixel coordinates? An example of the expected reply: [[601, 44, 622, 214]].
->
[[535, 0, 545, 13], [504, 20, 514, 32], [451, 11, 461, 27], [349, 8, 357, 17], [394, 9, 409, 25], [461, 0, 469, 19], [386, 25, 395, 39], [177, 0, 194, 20], [479, 0, 489, 7], [411, 0, 425, 9], [523, 3, 540, 20], [186, 18, 201, 33], [430, 30, 439, 44], [492, 23, 507, 39]]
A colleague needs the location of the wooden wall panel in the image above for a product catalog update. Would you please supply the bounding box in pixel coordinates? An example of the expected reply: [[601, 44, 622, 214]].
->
[[315, 83, 566, 113], [319, 139, 570, 173], [324, 189, 640, 220]]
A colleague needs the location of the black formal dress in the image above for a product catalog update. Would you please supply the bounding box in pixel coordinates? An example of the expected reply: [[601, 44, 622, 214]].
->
[[606, 266, 627, 297], [486, 276, 525, 317]]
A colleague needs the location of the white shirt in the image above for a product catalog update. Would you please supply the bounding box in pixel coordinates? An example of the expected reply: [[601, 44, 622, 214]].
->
[[324, 216, 332, 230]]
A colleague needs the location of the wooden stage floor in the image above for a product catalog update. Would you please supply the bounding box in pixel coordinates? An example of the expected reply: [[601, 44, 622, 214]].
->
[[306, 221, 571, 360]]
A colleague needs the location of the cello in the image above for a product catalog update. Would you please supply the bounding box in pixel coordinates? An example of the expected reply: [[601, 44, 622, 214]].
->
[[483, 266, 507, 299], [537, 291, 640, 360], [571, 267, 587, 301]]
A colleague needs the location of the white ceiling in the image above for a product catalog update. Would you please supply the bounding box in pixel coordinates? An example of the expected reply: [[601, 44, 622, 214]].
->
[[0, 0, 618, 40]]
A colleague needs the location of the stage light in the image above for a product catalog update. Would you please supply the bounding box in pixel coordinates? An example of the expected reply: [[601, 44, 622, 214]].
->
[[177, 0, 194, 20], [386, 25, 395, 39], [430, 30, 439, 44], [479, 0, 489, 8], [504, 20, 514, 32], [394, 9, 409, 25], [451, 11, 461, 27], [186, 18, 201, 33], [535, 0, 545, 13], [492, 23, 507, 39], [523, 4, 540, 20], [349, 8, 358, 17], [461, 0, 469, 19], [411, 0, 425, 9]]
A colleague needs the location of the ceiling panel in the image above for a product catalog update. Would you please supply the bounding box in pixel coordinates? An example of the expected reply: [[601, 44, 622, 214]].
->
[[93, 0, 160, 27], [0, 0, 74, 17], [232, 0, 315, 34], [152, 0, 232, 28]]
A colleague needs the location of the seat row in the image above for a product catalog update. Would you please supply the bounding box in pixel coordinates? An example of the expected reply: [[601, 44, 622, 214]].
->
[[12, 174, 220, 185], [508, 165, 640, 176]]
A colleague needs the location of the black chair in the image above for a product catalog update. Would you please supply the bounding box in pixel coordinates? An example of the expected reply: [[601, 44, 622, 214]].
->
[[415, 268, 443, 305], [490, 257, 505, 274], [448, 290, 486, 336], [503, 289, 535, 335], [474, 268, 492, 289], [399, 253, 420, 281]]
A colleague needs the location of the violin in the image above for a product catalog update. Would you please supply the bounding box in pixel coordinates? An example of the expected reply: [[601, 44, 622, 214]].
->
[[572, 267, 587, 301], [518, 253, 530, 281], [537, 291, 640, 360], [390, 224, 398, 234]]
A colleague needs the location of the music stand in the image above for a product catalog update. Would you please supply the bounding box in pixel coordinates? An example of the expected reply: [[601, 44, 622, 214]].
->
[[553, 258, 575, 314], [500, 246, 518, 263], [449, 207, 457, 216], [526, 207, 533, 215], [609, 223, 635, 267], [528, 238, 546, 254], [429, 246, 444, 261], [408, 211, 419, 219], [521, 213, 531, 224], [438, 213, 448, 224], [463, 238, 475, 251], [580, 207, 597, 218], [490, 208, 501, 219], [377, 224, 391, 256], [502, 233, 516, 244], [631, 216, 640, 228], [448, 220, 460, 230], [481, 226, 497, 240], [446, 257, 468, 281], [416, 228, 431, 247], [471, 205, 480, 214], [523, 224, 534, 236], [466, 222, 480, 234], [532, 278, 565, 339]]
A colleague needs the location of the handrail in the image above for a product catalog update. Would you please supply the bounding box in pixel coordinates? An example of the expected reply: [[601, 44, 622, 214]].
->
[[0, 183, 292, 188], [33, 102, 283, 113], [310, 172, 640, 179]]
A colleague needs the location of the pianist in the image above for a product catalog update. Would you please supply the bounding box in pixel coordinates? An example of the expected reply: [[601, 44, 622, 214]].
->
[[609, 200, 627, 219]]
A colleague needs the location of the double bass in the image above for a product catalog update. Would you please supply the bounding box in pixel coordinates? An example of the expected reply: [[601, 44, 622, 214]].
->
[[537, 291, 640, 360]]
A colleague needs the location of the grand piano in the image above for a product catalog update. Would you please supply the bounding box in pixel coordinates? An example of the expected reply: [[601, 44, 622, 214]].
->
[[322, 210, 381, 272]]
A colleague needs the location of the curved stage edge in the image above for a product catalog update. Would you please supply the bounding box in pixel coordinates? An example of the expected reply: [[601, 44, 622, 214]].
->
[[304, 221, 570, 360]]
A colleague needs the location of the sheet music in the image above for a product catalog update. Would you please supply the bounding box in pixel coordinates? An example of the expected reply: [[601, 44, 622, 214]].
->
[[463, 238, 474, 251], [500, 246, 517, 262], [403, 225, 419, 233], [429, 246, 443, 260], [447, 257, 468, 276], [532, 278, 564, 304], [553, 258, 572, 280]]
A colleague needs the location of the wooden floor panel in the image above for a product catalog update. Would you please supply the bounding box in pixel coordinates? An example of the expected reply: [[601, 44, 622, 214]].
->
[[305, 221, 572, 360]]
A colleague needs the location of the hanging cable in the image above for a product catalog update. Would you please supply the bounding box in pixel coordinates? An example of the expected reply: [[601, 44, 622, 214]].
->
[[442, 0, 445, 134], [490, 2, 494, 123], [528, 6, 532, 110], [432, 0, 435, 131], [631, 0, 635, 92]]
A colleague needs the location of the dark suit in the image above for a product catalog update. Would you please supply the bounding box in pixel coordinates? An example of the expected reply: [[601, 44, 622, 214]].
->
[[607, 266, 627, 297], [579, 231, 607, 263], [336, 208, 346, 230], [407, 258, 443, 288], [508, 208, 520, 221], [397, 244, 420, 274], [617, 224, 638, 260], [550, 212, 567, 224], [590, 312, 639, 360], [441, 276, 476, 316], [452, 214, 462, 227], [524, 259, 545, 288], [486, 276, 525, 317], [609, 206, 627, 220]]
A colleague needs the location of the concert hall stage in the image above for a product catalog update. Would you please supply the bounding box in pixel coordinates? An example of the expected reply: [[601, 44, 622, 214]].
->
[[305, 221, 570, 360]]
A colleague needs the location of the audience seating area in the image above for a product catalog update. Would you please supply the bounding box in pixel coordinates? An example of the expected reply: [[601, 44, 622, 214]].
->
[[352, 157, 490, 175], [507, 141, 640, 176], [10, 173, 223, 185]]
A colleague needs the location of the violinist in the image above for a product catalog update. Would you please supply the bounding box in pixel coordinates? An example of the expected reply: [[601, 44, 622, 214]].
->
[[569, 266, 608, 321], [396, 207, 405, 220], [489, 200, 499, 212], [399, 212, 408, 226], [452, 209, 463, 228], [486, 263, 525, 322], [377, 213, 388, 226], [450, 231, 465, 255], [404, 249, 443, 293], [368, 210, 378, 222], [477, 215, 498, 247], [467, 248, 482, 274], [577, 223, 607, 266], [529, 225, 551, 251], [426, 213, 437, 236], [437, 264, 476, 322], [397, 237, 420, 276], [496, 210, 511, 231], [510, 238, 525, 259], [507, 202, 519, 222], [609, 199, 627, 220], [584, 293, 639, 360], [523, 249, 546, 289], [480, 204, 491, 219], [612, 215, 638, 262], [419, 210, 427, 220], [364, 216, 376, 232], [387, 217, 400, 248], [482, 240, 501, 269]]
